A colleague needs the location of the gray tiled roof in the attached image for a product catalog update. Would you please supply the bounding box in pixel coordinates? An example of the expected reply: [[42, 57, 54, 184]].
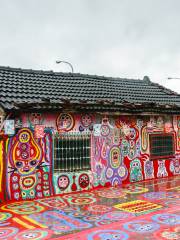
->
[[0, 66, 180, 113]]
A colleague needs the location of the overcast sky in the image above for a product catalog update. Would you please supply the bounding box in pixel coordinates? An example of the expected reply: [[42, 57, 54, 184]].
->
[[0, 0, 180, 92]]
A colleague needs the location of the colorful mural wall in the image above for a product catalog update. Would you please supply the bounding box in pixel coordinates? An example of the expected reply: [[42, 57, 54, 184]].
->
[[0, 112, 180, 201]]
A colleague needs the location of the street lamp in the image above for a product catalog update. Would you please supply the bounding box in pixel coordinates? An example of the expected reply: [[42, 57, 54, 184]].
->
[[167, 77, 180, 80], [56, 60, 74, 73]]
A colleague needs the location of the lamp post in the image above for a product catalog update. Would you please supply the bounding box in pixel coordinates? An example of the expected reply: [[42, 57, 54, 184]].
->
[[168, 77, 180, 80], [56, 60, 74, 73]]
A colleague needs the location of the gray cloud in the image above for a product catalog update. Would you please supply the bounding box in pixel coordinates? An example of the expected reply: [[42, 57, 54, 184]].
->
[[0, 0, 180, 92]]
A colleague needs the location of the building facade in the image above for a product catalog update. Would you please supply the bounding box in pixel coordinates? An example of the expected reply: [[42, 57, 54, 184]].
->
[[0, 67, 180, 202]]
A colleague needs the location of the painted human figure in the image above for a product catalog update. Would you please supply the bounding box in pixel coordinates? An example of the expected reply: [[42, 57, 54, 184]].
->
[[8, 128, 52, 200], [130, 159, 143, 182], [170, 158, 180, 175], [157, 160, 168, 178], [144, 160, 154, 179]]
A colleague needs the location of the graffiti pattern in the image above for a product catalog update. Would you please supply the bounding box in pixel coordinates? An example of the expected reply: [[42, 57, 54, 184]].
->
[[1, 112, 180, 201], [6, 128, 53, 201], [0, 177, 179, 239]]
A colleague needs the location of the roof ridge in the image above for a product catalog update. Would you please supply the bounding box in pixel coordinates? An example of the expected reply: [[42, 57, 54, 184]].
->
[[0, 65, 142, 82]]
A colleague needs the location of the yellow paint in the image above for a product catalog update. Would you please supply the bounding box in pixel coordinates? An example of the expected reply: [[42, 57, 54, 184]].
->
[[114, 200, 162, 214], [22, 215, 48, 228], [0, 141, 3, 192], [13, 217, 35, 229], [166, 186, 180, 191], [141, 126, 148, 152]]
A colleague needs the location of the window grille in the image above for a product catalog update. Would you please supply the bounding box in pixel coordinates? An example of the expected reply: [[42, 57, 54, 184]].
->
[[53, 133, 91, 172], [149, 133, 174, 159]]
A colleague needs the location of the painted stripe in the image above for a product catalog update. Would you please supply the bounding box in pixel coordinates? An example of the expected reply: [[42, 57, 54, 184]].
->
[[22, 215, 48, 228], [166, 186, 180, 190], [13, 217, 35, 229]]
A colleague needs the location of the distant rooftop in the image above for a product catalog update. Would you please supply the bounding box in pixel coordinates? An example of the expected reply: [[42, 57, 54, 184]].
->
[[0, 66, 180, 114]]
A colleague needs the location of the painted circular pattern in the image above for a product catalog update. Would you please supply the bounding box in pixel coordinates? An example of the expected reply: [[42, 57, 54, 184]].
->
[[69, 211, 89, 218], [106, 168, 113, 178], [152, 214, 180, 225], [0, 212, 12, 222], [87, 229, 129, 240], [37, 197, 67, 209], [19, 132, 30, 143], [118, 165, 128, 179], [96, 188, 126, 198], [56, 113, 75, 132], [62, 192, 95, 199], [78, 173, 90, 189], [20, 143, 28, 150], [154, 227, 180, 240], [123, 220, 160, 233], [95, 219, 114, 227], [51, 225, 71, 234], [67, 197, 96, 205], [1, 201, 44, 214], [100, 124, 110, 137], [123, 186, 149, 194], [84, 215, 102, 222], [14, 229, 52, 240], [1, 201, 34, 209], [0, 227, 19, 239], [21, 151, 29, 159], [61, 206, 80, 213], [22, 176, 35, 188], [86, 204, 112, 214], [110, 147, 121, 169], [58, 175, 70, 191]]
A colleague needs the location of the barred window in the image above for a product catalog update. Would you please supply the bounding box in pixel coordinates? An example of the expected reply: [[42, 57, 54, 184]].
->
[[53, 133, 91, 172], [149, 133, 174, 159]]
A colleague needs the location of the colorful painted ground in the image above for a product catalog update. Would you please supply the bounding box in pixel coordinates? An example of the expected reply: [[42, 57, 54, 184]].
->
[[0, 176, 179, 240]]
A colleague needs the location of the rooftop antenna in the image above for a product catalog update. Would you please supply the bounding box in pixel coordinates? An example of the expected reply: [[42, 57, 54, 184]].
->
[[56, 60, 74, 73]]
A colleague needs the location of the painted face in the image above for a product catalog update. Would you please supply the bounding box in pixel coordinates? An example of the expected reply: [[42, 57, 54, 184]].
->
[[157, 117, 164, 128], [57, 113, 74, 131], [159, 161, 165, 169], [110, 147, 121, 168], [130, 159, 142, 177], [79, 174, 90, 188], [129, 128, 136, 139], [14, 159, 38, 175], [81, 114, 92, 127], [58, 175, 70, 191], [132, 161, 140, 168], [29, 113, 42, 125]]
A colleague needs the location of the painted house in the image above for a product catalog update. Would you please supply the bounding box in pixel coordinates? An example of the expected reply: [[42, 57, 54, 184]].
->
[[0, 66, 180, 202]]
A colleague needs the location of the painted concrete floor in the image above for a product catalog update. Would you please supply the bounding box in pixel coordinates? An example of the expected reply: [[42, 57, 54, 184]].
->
[[0, 177, 180, 240]]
